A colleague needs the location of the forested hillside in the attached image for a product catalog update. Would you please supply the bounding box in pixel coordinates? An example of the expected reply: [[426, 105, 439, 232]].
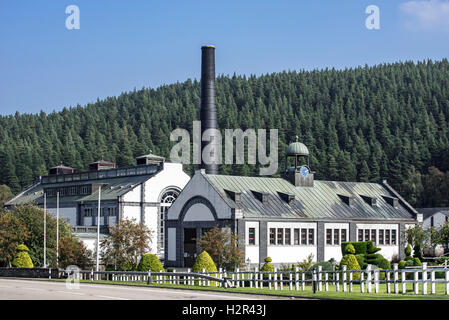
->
[[1, 59, 449, 207]]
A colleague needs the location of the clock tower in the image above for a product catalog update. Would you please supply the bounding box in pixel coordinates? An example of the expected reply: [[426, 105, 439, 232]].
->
[[283, 136, 314, 187]]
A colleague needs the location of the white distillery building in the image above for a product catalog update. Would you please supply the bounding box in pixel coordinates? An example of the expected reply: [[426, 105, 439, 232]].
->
[[5, 154, 190, 259], [165, 141, 423, 268]]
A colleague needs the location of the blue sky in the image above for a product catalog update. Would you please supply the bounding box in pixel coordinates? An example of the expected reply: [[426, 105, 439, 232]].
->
[[0, 0, 448, 116]]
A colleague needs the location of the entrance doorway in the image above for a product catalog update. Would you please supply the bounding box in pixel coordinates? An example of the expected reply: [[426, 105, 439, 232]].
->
[[184, 228, 197, 267]]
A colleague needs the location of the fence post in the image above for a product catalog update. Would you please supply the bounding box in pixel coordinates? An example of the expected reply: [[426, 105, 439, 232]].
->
[[349, 271, 353, 293], [431, 268, 435, 295], [91, 269, 94, 282], [375, 269, 380, 293], [360, 271, 364, 293], [317, 266, 322, 291], [393, 264, 399, 294], [422, 263, 428, 295], [325, 271, 329, 292], [255, 267, 259, 289], [366, 264, 372, 293], [280, 272, 283, 291], [273, 268, 277, 290], [386, 270, 391, 294], [401, 269, 406, 294], [414, 269, 419, 295], [301, 271, 305, 291], [342, 266, 347, 292], [268, 273, 272, 290], [336, 271, 340, 292], [445, 268, 449, 295], [295, 267, 299, 291], [289, 273, 293, 291], [312, 269, 317, 293], [249, 270, 253, 288], [236, 268, 240, 288]]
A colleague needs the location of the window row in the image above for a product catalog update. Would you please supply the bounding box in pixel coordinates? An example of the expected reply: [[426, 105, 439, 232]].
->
[[269, 228, 315, 246], [357, 229, 397, 245], [326, 228, 348, 246], [45, 185, 91, 197], [83, 207, 117, 217]]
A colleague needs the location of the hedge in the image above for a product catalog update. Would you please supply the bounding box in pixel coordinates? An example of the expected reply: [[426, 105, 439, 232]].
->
[[341, 242, 369, 255]]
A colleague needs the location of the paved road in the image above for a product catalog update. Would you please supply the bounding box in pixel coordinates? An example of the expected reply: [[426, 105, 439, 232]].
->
[[0, 278, 292, 300]]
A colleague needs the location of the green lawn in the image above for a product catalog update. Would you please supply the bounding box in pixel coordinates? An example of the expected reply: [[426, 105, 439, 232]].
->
[[51, 278, 449, 300]]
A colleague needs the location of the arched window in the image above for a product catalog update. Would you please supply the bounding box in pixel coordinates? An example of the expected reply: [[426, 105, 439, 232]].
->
[[158, 189, 180, 254]]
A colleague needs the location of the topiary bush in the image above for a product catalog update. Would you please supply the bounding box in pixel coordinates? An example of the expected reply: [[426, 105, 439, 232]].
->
[[398, 260, 406, 269], [345, 244, 356, 254], [404, 245, 413, 261], [192, 251, 217, 273], [356, 254, 367, 269], [12, 244, 33, 268], [413, 257, 422, 267], [260, 257, 274, 272], [413, 244, 423, 261], [137, 254, 165, 272], [341, 242, 369, 255], [340, 252, 361, 280]]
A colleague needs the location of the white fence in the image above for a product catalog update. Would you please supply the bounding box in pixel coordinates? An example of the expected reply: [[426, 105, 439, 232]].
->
[[62, 262, 449, 295]]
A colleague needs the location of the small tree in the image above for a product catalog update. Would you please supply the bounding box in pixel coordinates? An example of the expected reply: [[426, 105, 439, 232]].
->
[[297, 253, 315, 271], [261, 257, 274, 272], [137, 254, 165, 272], [12, 244, 33, 268], [100, 218, 152, 271], [59, 236, 93, 269], [0, 211, 30, 267], [437, 221, 449, 253], [339, 244, 361, 280], [403, 225, 427, 253], [192, 251, 217, 273], [196, 226, 244, 270]]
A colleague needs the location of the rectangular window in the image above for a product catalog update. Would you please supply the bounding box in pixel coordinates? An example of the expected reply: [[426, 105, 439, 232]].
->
[[269, 228, 276, 245], [391, 230, 397, 245], [301, 229, 307, 245], [277, 228, 284, 245], [364, 229, 370, 241], [341, 229, 347, 243], [294, 229, 300, 245], [326, 229, 332, 245], [333, 229, 340, 245], [358, 229, 363, 241], [371, 229, 377, 244], [248, 228, 256, 245], [308, 229, 315, 245], [379, 229, 384, 245], [385, 229, 391, 245], [285, 229, 291, 245]]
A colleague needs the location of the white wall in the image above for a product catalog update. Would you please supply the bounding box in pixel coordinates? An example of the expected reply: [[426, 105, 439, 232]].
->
[[122, 185, 141, 203], [356, 223, 399, 260], [122, 205, 140, 221], [266, 222, 317, 264], [245, 221, 259, 264], [324, 223, 349, 261]]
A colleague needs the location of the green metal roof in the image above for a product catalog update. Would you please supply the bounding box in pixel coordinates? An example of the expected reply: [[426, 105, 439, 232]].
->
[[204, 174, 416, 221], [5, 174, 155, 206], [286, 142, 309, 156]]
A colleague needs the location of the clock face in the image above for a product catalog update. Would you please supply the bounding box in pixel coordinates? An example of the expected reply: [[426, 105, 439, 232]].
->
[[300, 166, 309, 178]]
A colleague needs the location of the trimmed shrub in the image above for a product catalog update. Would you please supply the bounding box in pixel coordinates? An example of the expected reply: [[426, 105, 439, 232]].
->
[[356, 254, 367, 269], [366, 241, 381, 254], [404, 245, 413, 261], [341, 242, 369, 255], [413, 257, 422, 267], [340, 254, 361, 280], [345, 244, 356, 254], [12, 244, 33, 268], [413, 244, 423, 260], [377, 257, 391, 270], [137, 254, 165, 272], [192, 251, 217, 273], [398, 260, 406, 269], [261, 257, 274, 272]]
